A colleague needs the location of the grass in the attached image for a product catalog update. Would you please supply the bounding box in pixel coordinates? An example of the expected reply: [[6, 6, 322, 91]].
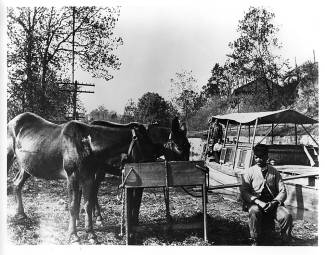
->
[[7, 174, 318, 246]]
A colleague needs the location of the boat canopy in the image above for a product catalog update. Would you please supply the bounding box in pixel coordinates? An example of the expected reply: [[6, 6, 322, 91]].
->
[[211, 109, 318, 126]]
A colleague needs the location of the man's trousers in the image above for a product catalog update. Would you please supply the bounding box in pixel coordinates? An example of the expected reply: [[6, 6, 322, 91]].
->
[[248, 204, 293, 241]]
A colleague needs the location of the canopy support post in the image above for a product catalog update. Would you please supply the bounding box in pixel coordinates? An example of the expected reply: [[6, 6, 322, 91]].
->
[[232, 123, 242, 169], [295, 124, 298, 145], [223, 120, 229, 147], [249, 119, 259, 166], [271, 124, 274, 144], [301, 124, 319, 147], [248, 125, 250, 143]]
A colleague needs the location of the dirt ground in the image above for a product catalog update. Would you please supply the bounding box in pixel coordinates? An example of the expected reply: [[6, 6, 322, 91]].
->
[[7, 174, 318, 246]]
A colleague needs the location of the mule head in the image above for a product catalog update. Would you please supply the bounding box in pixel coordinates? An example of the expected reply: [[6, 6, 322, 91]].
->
[[127, 124, 163, 163], [164, 117, 190, 161]]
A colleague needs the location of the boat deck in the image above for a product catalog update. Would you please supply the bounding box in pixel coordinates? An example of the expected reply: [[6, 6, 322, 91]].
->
[[274, 165, 319, 176]]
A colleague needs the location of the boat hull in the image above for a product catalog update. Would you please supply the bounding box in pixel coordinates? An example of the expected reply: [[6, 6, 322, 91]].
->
[[206, 160, 318, 212]]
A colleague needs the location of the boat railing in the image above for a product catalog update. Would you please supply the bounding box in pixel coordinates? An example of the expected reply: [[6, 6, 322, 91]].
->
[[217, 142, 318, 170]]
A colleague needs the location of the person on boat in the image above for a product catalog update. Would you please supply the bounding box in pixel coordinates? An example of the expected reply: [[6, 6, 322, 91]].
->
[[240, 144, 293, 245], [213, 139, 223, 163], [208, 122, 223, 157]]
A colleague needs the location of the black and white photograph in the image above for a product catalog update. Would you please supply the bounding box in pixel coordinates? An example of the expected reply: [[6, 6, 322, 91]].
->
[[0, 0, 322, 251]]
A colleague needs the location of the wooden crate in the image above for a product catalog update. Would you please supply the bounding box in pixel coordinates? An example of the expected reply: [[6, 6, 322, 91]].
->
[[123, 161, 206, 188]]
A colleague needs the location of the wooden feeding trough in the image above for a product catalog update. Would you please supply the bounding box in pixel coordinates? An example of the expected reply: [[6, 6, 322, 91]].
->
[[120, 160, 208, 244]]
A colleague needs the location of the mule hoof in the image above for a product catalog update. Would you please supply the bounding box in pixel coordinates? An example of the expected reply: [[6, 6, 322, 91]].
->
[[15, 212, 27, 220], [69, 234, 80, 244], [87, 233, 98, 244], [95, 215, 103, 225], [95, 220, 103, 226], [89, 238, 98, 244]]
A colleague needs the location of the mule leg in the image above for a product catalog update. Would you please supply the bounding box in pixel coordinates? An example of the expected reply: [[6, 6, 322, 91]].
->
[[163, 187, 172, 222], [13, 169, 30, 219], [76, 188, 82, 226], [81, 177, 97, 244], [67, 173, 80, 243], [93, 170, 105, 224]]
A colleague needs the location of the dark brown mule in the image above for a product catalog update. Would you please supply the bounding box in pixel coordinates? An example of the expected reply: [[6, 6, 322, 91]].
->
[[91, 117, 190, 225], [131, 117, 190, 223], [7, 112, 160, 244]]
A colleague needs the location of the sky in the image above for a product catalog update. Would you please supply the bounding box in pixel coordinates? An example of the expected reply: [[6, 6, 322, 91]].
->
[[70, 0, 321, 114], [1, 0, 322, 115]]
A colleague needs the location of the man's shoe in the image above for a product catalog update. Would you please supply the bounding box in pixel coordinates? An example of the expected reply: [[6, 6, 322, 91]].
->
[[281, 234, 293, 245]]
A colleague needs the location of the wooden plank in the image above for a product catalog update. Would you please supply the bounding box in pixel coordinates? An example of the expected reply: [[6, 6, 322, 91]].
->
[[123, 161, 206, 188], [124, 162, 167, 187], [285, 183, 318, 211], [168, 161, 206, 186], [274, 165, 319, 175], [207, 173, 319, 190]]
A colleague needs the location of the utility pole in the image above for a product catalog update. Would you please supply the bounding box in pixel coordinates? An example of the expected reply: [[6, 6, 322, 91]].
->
[[59, 7, 95, 120]]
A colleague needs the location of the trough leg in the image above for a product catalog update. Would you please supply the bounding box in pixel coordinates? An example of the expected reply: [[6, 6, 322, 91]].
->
[[125, 187, 130, 245], [202, 182, 208, 242], [13, 169, 30, 219], [163, 187, 171, 222], [131, 188, 143, 225]]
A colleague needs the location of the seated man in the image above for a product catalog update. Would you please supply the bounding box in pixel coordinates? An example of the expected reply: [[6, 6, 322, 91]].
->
[[240, 144, 293, 245]]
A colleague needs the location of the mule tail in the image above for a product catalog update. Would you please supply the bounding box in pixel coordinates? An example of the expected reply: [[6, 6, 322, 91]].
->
[[7, 121, 16, 173]]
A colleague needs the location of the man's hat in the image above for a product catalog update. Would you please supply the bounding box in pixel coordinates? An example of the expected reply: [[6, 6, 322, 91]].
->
[[253, 144, 268, 155]]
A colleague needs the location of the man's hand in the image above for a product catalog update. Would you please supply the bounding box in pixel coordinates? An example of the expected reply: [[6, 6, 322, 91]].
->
[[264, 200, 279, 213], [254, 199, 267, 210]]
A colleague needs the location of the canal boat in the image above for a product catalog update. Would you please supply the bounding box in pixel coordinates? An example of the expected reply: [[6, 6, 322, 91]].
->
[[203, 109, 319, 213]]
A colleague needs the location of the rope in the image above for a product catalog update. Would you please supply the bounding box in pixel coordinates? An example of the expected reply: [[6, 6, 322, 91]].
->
[[119, 186, 125, 236], [181, 186, 205, 198]]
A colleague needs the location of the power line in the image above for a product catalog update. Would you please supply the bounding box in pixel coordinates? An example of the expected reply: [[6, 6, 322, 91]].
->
[[59, 7, 95, 121]]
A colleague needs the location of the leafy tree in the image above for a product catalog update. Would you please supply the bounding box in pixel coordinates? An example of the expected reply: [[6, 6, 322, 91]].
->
[[202, 62, 235, 99], [227, 6, 289, 110], [228, 7, 287, 80], [121, 98, 138, 123], [291, 61, 318, 118], [7, 7, 123, 119], [169, 70, 201, 122], [135, 92, 177, 127], [188, 96, 230, 131], [87, 105, 120, 122]]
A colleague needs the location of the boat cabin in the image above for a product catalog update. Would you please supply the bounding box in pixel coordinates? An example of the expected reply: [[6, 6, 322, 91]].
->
[[204, 109, 319, 191]]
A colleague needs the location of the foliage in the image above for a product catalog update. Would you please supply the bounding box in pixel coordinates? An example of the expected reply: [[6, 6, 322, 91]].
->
[[7, 7, 122, 120], [228, 7, 288, 82], [169, 70, 202, 122], [121, 98, 138, 123], [202, 62, 235, 99], [188, 96, 231, 131], [135, 92, 178, 127], [290, 61, 318, 119], [87, 105, 119, 122], [200, 6, 290, 115]]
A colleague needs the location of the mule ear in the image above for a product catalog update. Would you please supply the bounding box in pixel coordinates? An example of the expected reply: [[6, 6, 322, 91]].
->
[[171, 117, 180, 133], [180, 122, 187, 134]]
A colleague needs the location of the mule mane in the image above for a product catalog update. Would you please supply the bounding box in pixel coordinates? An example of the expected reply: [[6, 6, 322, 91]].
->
[[91, 120, 142, 129]]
